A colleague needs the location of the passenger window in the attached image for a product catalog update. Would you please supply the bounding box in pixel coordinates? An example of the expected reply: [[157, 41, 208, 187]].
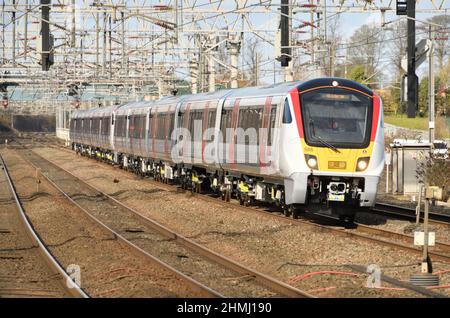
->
[[282, 99, 292, 124]]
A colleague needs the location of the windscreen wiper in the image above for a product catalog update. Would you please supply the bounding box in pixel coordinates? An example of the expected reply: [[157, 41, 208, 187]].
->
[[309, 120, 341, 153]]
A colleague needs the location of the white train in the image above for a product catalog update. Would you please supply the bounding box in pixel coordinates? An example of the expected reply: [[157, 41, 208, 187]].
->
[[70, 78, 385, 222]]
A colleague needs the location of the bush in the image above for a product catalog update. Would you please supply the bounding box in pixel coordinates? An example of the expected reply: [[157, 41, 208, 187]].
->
[[416, 155, 450, 202]]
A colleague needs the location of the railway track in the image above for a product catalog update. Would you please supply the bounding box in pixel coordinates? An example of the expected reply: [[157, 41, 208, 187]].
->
[[31, 147, 450, 298], [5, 135, 450, 297], [0, 154, 88, 298], [187, 188, 450, 264], [74, 160, 448, 266], [2, 149, 221, 298], [19, 149, 313, 298], [373, 202, 450, 226]]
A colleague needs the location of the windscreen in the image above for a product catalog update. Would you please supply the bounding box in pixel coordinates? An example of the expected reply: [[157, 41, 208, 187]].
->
[[300, 88, 372, 148]]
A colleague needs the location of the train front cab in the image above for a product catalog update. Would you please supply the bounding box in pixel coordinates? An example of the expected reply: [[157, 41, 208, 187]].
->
[[282, 78, 385, 221]]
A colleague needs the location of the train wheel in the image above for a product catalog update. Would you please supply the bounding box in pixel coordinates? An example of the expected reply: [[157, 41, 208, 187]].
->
[[239, 194, 244, 206], [291, 206, 305, 219], [291, 206, 299, 219], [283, 205, 291, 217], [346, 214, 355, 224]]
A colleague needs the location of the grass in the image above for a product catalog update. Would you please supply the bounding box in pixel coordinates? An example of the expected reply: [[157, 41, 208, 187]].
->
[[384, 114, 450, 138], [384, 114, 428, 130]]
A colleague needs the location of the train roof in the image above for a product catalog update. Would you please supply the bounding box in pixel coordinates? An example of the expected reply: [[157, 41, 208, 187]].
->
[[70, 78, 374, 118], [71, 104, 120, 118]]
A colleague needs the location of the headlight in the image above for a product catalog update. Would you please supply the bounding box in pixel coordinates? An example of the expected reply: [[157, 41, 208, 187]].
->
[[356, 157, 370, 171], [305, 154, 318, 170]]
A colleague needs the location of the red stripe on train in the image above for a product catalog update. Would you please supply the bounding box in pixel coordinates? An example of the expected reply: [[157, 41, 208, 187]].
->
[[371, 94, 380, 141], [289, 89, 304, 139]]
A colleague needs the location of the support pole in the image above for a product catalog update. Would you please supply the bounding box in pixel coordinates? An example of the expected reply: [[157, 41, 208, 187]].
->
[[95, 10, 99, 76], [12, 0, 16, 67], [109, 14, 112, 79], [102, 12, 107, 76], [40, 0, 51, 71], [2, 1, 5, 64], [190, 58, 198, 94], [428, 26, 435, 146], [407, 0, 418, 118], [208, 36, 215, 92], [228, 36, 240, 89], [71, 0, 76, 48], [121, 10, 126, 74], [24, 0, 29, 60], [422, 197, 430, 273]]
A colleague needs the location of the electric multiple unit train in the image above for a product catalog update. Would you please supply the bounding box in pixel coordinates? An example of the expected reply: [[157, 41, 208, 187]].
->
[[70, 78, 385, 222]]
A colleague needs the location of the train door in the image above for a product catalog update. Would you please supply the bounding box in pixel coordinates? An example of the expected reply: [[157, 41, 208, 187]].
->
[[144, 107, 151, 157], [125, 109, 130, 151], [110, 111, 115, 151], [214, 96, 229, 169]]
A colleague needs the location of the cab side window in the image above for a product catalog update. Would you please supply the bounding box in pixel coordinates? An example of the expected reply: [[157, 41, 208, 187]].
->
[[282, 99, 292, 124]]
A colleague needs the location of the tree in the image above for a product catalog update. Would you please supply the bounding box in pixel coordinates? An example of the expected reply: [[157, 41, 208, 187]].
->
[[418, 74, 450, 116], [427, 15, 450, 71], [348, 65, 367, 83], [348, 23, 385, 87], [244, 37, 263, 86]]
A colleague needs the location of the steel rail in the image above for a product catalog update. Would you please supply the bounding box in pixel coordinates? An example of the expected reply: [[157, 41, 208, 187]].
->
[[0, 153, 89, 298], [38, 146, 450, 298], [194, 190, 450, 264], [47, 144, 450, 265], [19, 152, 223, 299], [373, 202, 450, 226], [27, 149, 314, 298]]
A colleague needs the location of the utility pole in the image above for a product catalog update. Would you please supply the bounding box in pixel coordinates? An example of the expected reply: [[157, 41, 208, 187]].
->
[[109, 14, 112, 79], [71, 0, 76, 48], [208, 36, 216, 92], [102, 11, 107, 76], [190, 58, 198, 94], [24, 0, 29, 60], [310, 0, 315, 67], [2, 1, 5, 64], [228, 35, 240, 89], [40, 0, 51, 71], [198, 44, 204, 92], [12, 0, 16, 67], [121, 10, 126, 74], [428, 25, 435, 146], [208, 54, 215, 92], [280, 0, 292, 82], [95, 9, 99, 77], [407, 0, 418, 118]]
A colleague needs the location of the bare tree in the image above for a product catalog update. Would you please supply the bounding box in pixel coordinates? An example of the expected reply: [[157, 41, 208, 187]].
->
[[244, 36, 263, 86], [427, 15, 450, 71], [348, 23, 385, 85]]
